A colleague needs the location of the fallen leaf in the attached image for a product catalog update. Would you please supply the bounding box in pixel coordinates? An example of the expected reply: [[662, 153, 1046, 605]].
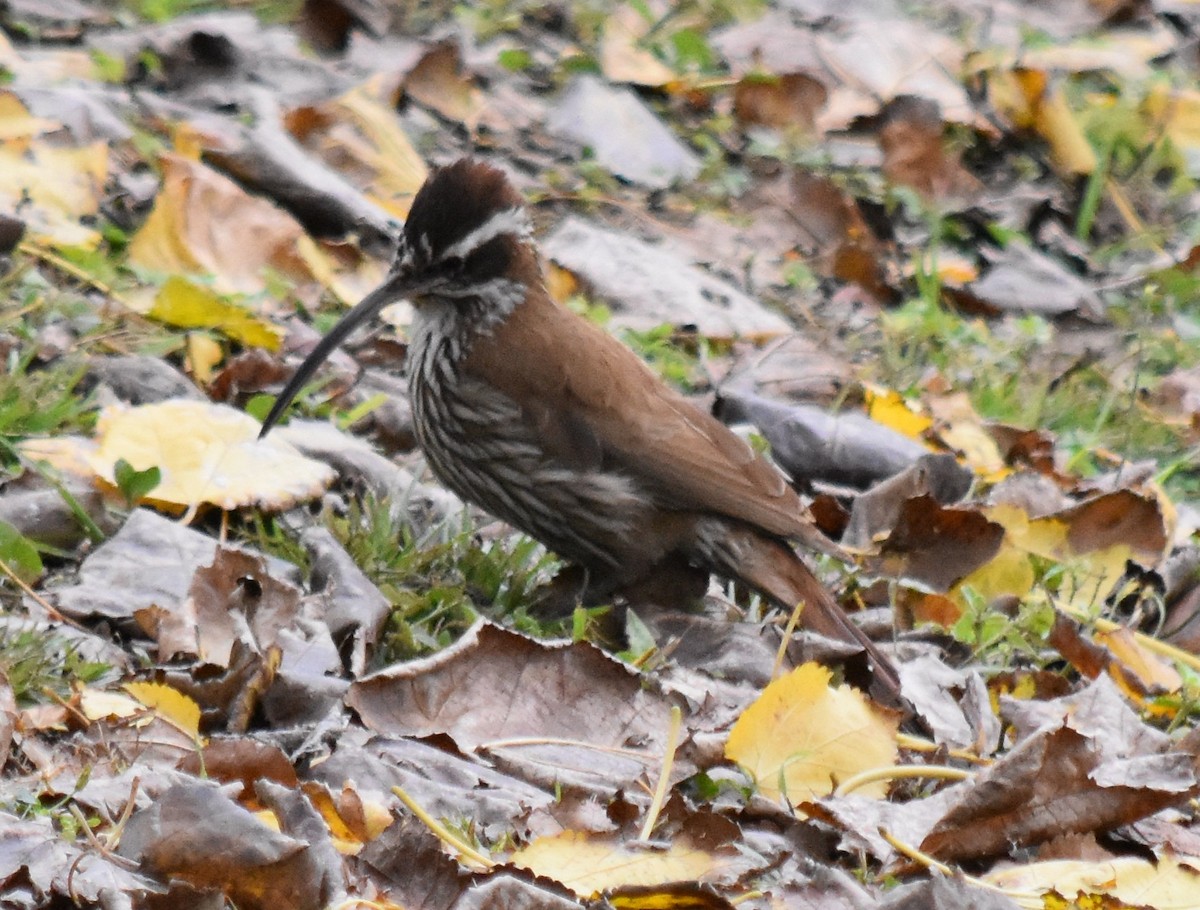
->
[[547, 75, 700, 189], [511, 831, 730, 899], [600, 5, 676, 87], [986, 855, 1200, 909], [404, 41, 483, 129], [87, 399, 335, 512], [148, 276, 284, 351], [123, 681, 202, 740], [724, 663, 899, 807], [128, 153, 316, 296]]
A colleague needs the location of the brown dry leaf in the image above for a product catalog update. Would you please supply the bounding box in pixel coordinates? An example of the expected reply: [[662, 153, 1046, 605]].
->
[[185, 547, 303, 667], [920, 722, 1198, 862], [842, 453, 975, 552], [879, 96, 982, 204], [117, 781, 332, 910], [178, 738, 299, 795], [86, 399, 335, 512], [875, 495, 1007, 593], [790, 172, 896, 302], [403, 41, 484, 129], [733, 73, 827, 132], [347, 620, 680, 792], [128, 153, 316, 296], [724, 663, 899, 807], [713, 12, 975, 129], [600, 4, 675, 87], [510, 831, 729, 899], [986, 855, 1200, 908], [1049, 616, 1181, 709]]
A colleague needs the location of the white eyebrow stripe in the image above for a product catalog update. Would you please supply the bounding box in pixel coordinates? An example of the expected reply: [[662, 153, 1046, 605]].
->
[[441, 207, 531, 260]]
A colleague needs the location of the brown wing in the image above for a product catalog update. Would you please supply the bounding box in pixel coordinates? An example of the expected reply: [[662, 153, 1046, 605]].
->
[[465, 293, 839, 555]]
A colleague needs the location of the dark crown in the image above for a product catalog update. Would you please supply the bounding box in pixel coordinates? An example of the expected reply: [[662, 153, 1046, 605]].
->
[[403, 159, 527, 261]]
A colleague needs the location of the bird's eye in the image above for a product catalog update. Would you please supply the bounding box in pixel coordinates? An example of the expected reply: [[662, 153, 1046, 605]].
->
[[443, 255, 466, 275]]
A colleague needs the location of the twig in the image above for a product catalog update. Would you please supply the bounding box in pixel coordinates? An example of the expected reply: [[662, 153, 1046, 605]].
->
[[771, 599, 807, 681], [391, 785, 493, 870], [879, 828, 1042, 907], [833, 763, 970, 798], [639, 705, 683, 841], [0, 557, 88, 631]]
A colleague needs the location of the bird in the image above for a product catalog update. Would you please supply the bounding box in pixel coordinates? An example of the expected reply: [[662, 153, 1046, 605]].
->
[[261, 158, 902, 701]]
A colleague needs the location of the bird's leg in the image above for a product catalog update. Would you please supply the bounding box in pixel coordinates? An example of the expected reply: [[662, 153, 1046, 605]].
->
[[528, 563, 591, 619]]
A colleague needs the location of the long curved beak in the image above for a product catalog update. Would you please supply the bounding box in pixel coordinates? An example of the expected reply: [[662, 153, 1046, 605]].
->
[[259, 269, 422, 438]]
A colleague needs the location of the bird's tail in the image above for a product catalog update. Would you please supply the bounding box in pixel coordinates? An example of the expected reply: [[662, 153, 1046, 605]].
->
[[732, 533, 904, 706]]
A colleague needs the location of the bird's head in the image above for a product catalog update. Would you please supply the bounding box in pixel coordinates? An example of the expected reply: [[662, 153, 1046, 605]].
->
[[260, 158, 535, 436]]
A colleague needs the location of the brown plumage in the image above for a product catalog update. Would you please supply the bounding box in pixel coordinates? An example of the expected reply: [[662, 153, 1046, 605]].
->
[[262, 158, 901, 700]]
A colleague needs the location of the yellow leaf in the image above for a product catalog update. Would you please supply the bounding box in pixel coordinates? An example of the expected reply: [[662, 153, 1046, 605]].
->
[[511, 831, 727, 899], [0, 142, 108, 248], [1095, 626, 1182, 696], [78, 687, 143, 721], [953, 541, 1036, 604], [608, 883, 733, 910], [864, 387, 933, 440], [17, 435, 97, 480], [600, 5, 676, 87], [985, 501, 1154, 610], [1144, 84, 1200, 157], [88, 399, 335, 512], [0, 90, 58, 141], [123, 680, 202, 738], [724, 663, 899, 807], [320, 84, 428, 218], [186, 332, 224, 383], [149, 276, 284, 351], [990, 69, 1096, 176], [987, 856, 1200, 909]]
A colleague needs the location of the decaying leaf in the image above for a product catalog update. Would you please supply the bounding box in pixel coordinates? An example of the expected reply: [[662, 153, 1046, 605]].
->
[[128, 153, 317, 295], [347, 621, 682, 793]]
